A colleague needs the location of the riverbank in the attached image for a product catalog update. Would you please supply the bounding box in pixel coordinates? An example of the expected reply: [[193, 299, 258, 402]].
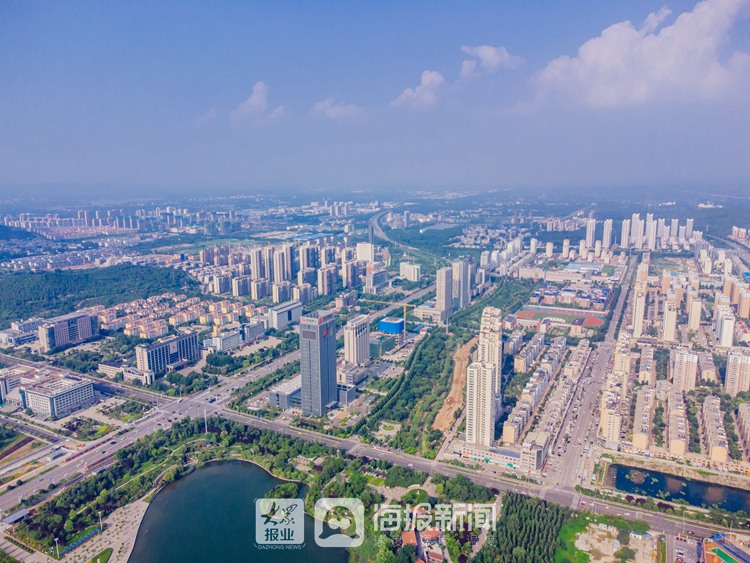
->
[[66, 455, 303, 563]]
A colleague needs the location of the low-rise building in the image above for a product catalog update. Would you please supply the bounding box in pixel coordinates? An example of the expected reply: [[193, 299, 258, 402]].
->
[[21, 376, 95, 418], [702, 395, 729, 463]]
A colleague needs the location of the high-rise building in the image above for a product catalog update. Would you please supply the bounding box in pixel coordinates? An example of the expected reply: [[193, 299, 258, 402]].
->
[[603, 219, 613, 249], [317, 265, 338, 296], [272, 252, 287, 283], [249, 247, 264, 280], [632, 287, 646, 338], [620, 219, 630, 249], [670, 348, 698, 392], [478, 307, 503, 420], [436, 267, 453, 317], [465, 362, 497, 447], [562, 239, 570, 259], [670, 218, 679, 239], [356, 242, 376, 264], [585, 218, 596, 249], [344, 315, 370, 366], [262, 246, 275, 282], [631, 213, 642, 249], [452, 259, 470, 311], [725, 350, 750, 397], [715, 305, 736, 348], [300, 311, 338, 416], [688, 298, 702, 331], [686, 218, 694, 239], [662, 302, 677, 342]]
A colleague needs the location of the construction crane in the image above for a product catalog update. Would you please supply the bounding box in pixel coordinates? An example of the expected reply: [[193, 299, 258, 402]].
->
[[357, 298, 418, 342]]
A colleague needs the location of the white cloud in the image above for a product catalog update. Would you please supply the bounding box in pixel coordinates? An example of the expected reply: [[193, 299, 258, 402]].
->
[[194, 107, 220, 126], [391, 70, 445, 108], [231, 81, 285, 123], [312, 98, 363, 119], [533, 0, 750, 107], [460, 45, 523, 77]]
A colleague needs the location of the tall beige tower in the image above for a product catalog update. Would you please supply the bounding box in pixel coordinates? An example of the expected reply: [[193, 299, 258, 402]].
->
[[465, 362, 497, 447], [478, 307, 504, 421]]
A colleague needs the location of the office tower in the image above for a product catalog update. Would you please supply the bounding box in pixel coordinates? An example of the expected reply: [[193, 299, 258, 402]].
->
[[662, 302, 677, 342], [715, 305, 736, 347], [603, 219, 613, 249], [465, 362, 497, 447], [686, 218, 694, 239], [562, 239, 570, 259], [621, 219, 630, 248], [688, 298, 702, 331], [452, 259, 470, 311], [725, 350, 750, 397], [38, 312, 100, 353], [436, 267, 453, 316], [586, 218, 596, 249], [670, 349, 698, 392], [300, 311, 338, 417], [344, 315, 370, 366], [632, 286, 646, 338], [478, 307, 503, 420], [135, 332, 199, 374]]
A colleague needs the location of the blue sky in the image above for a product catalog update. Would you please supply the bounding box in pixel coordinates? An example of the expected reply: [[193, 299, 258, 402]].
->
[[1, 1, 749, 195]]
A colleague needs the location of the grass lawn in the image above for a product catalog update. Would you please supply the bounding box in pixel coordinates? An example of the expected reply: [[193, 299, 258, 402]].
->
[[555, 513, 593, 563], [88, 547, 112, 563], [365, 475, 385, 486], [401, 488, 428, 505]]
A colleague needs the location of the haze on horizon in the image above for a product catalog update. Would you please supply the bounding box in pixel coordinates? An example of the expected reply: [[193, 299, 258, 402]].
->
[[1, 0, 749, 196]]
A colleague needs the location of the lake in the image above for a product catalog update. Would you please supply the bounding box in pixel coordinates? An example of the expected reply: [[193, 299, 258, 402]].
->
[[129, 460, 349, 562], [609, 463, 750, 513]]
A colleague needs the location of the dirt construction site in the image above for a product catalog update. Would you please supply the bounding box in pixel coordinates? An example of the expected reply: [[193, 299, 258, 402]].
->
[[433, 336, 477, 433]]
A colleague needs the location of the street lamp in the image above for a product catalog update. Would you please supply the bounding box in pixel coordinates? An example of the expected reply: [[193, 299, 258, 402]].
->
[[55, 537, 59, 559], [98, 510, 103, 532]]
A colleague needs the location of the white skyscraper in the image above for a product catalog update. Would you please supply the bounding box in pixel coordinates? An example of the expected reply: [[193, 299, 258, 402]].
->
[[633, 286, 646, 338], [671, 349, 698, 392], [725, 350, 750, 397], [621, 219, 631, 249], [688, 298, 702, 331], [715, 305, 736, 348], [436, 267, 453, 317], [452, 259, 470, 311], [686, 218, 694, 239], [603, 219, 613, 249], [344, 315, 370, 366], [478, 307, 504, 420], [465, 362, 497, 447], [586, 218, 596, 249]]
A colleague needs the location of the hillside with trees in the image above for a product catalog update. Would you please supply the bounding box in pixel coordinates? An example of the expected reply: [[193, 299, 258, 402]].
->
[[0, 264, 197, 326]]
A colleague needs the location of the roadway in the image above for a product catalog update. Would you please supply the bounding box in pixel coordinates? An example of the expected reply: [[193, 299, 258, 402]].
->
[[548, 255, 636, 494]]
